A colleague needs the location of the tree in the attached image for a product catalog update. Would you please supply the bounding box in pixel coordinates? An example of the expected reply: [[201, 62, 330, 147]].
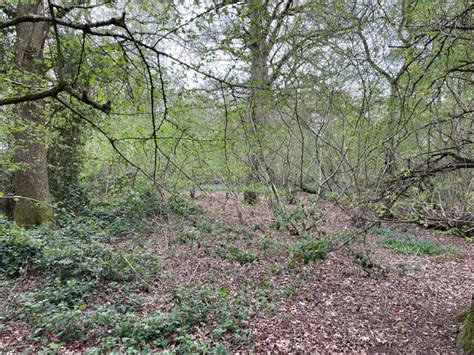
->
[[243, 0, 272, 204], [12, 0, 53, 225], [202, 0, 301, 203], [0, 1, 125, 224]]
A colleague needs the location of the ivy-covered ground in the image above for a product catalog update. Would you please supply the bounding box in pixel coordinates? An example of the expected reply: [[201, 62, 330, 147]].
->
[[1, 192, 473, 352]]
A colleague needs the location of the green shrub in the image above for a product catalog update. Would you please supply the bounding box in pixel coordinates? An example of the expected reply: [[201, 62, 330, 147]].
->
[[290, 235, 330, 264], [216, 245, 256, 265], [0, 219, 40, 276], [272, 204, 320, 233]]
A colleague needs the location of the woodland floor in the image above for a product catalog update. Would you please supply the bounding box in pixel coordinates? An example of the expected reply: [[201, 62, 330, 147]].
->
[[1, 192, 473, 352]]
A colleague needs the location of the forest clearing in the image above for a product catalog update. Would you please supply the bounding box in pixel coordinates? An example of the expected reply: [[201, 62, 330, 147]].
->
[[1, 0, 473, 353]]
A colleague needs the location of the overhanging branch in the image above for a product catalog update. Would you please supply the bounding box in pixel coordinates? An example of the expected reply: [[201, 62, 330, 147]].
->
[[0, 83, 66, 105], [0, 13, 125, 30], [0, 82, 111, 114]]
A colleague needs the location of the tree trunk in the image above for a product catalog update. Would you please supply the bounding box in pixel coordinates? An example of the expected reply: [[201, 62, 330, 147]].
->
[[244, 0, 271, 204], [378, 84, 400, 218], [458, 295, 474, 353], [13, 0, 53, 225]]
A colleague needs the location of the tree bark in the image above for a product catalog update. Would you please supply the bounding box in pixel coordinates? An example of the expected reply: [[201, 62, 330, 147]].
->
[[13, 0, 53, 225]]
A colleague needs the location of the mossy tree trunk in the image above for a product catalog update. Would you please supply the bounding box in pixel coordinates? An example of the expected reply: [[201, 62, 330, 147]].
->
[[458, 296, 474, 353], [13, 0, 53, 225]]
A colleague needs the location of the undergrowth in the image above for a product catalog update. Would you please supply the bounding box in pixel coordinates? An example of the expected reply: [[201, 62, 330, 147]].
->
[[18, 284, 249, 352], [374, 227, 458, 256], [4, 188, 463, 352], [0, 215, 160, 280], [0, 189, 262, 352]]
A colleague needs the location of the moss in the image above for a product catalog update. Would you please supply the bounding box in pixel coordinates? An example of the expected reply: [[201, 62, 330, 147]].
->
[[458, 297, 474, 353], [14, 200, 53, 226]]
